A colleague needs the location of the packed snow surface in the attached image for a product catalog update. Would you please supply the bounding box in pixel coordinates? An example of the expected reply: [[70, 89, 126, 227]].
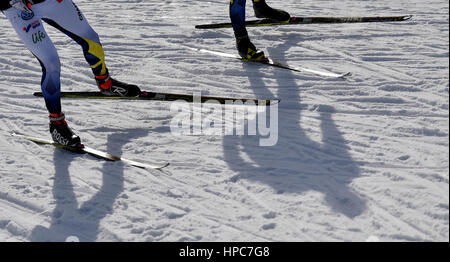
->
[[0, 0, 448, 241]]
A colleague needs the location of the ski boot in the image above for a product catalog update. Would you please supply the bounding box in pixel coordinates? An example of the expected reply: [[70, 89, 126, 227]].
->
[[95, 70, 141, 97], [49, 112, 83, 150], [252, 0, 291, 22], [236, 32, 266, 61]]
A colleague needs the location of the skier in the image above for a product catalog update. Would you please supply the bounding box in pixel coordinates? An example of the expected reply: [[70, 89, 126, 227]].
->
[[0, 0, 141, 148], [229, 0, 290, 60]]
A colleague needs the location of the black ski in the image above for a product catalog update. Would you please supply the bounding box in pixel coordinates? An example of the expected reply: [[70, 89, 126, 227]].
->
[[33, 91, 280, 106], [195, 15, 413, 29], [11, 133, 169, 170]]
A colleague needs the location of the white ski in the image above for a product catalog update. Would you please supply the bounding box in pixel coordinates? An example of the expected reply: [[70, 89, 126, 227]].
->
[[194, 48, 351, 78], [11, 133, 169, 170]]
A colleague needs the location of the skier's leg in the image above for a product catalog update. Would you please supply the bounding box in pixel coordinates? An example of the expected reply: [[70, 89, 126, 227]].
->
[[3, 7, 61, 114], [37, 0, 140, 96], [3, 7, 81, 146], [35, 0, 106, 76], [229, 0, 265, 60], [230, 0, 247, 32]]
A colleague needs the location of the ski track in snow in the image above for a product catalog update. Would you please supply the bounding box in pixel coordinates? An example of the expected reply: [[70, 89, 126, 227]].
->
[[0, 0, 448, 241]]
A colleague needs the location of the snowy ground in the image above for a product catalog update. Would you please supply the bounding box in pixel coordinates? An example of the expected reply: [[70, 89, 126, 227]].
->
[[0, 0, 448, 242]]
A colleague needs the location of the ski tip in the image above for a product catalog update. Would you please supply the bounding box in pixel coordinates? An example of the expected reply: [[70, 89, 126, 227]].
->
[[158, 163, 170, 170], [403, 15, 413, 21], [339, 72, 353, 79], [142, 162, 170, 170], [133, 160, 170, 170]]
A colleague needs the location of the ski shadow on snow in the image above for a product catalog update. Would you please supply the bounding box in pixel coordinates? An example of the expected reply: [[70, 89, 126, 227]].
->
[[223, 35, 366, 218], [29, 128, 149, 242]]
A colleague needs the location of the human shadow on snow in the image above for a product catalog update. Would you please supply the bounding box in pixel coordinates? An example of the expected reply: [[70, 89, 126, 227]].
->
[[223, 34, 366, 218], [29, 128, 149, 242]]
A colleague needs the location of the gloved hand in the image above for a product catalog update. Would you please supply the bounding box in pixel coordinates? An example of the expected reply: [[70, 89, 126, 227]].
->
[[9, 0, 33, 13]]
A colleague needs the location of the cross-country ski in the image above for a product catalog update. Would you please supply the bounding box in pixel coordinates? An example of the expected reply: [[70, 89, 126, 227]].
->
[[195, 15, 413, 29], [33, 90, 280, 105], [0, 0, 447, 246], [192, 47, 351, 78], [11, 133, 169, 170]]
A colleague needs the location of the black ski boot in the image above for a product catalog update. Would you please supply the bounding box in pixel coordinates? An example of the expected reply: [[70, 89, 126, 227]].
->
[[235, 31, 266, 60], [49, 112, 83, 149], [252, 0, 291, 21], [95, 70, 141, 97]]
